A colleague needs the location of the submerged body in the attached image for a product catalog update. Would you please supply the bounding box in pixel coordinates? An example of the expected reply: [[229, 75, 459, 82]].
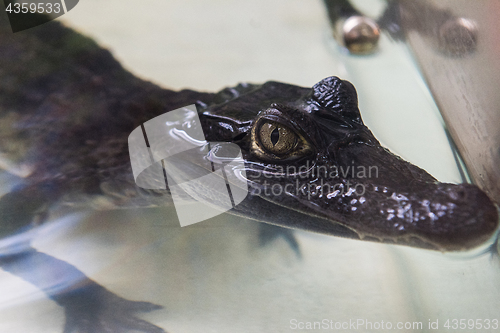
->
[[0, 14, 498, 333]]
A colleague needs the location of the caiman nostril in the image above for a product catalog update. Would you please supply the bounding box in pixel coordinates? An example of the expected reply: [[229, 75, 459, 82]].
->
[[457, 189, 467, 200], [444, 183, 471, 202], [448, 189, 466, 201]]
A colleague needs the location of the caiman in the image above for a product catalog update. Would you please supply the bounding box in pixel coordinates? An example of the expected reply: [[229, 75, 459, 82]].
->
[[0, 10, 498, 333]]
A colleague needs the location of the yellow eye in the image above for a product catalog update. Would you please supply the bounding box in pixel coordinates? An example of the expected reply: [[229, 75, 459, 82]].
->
[[251, 116, 314, 162], [258, 121, 298, 156]]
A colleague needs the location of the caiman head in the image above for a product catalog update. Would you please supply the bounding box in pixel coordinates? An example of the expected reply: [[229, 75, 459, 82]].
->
[[198, 76, 498, 251]]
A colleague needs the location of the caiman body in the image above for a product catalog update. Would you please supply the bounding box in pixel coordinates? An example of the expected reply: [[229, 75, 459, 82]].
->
[[0, 13, 498, 333]]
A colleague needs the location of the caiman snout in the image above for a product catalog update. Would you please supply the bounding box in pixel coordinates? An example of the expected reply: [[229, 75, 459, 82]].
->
[[321, 143, 499, 251], [351, 181, 498, 251], [409, 183, 498, 251]]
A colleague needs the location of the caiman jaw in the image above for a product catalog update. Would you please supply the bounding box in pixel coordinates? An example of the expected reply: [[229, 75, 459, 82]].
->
[[246, 148, 499, 251], [318, 143, 500, 252], [286, 171, 499, 252]]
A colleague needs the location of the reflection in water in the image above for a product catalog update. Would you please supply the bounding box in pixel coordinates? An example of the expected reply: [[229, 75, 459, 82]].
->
[[326, 0, 478, 57]]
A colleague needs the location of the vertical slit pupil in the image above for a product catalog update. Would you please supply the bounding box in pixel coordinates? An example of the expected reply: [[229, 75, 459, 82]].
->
[[270, 127, 280, 146]]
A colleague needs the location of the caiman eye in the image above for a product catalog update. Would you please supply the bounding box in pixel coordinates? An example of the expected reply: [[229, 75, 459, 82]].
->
[[251, 119, 313, 161], [258, 121, 298, 156]]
